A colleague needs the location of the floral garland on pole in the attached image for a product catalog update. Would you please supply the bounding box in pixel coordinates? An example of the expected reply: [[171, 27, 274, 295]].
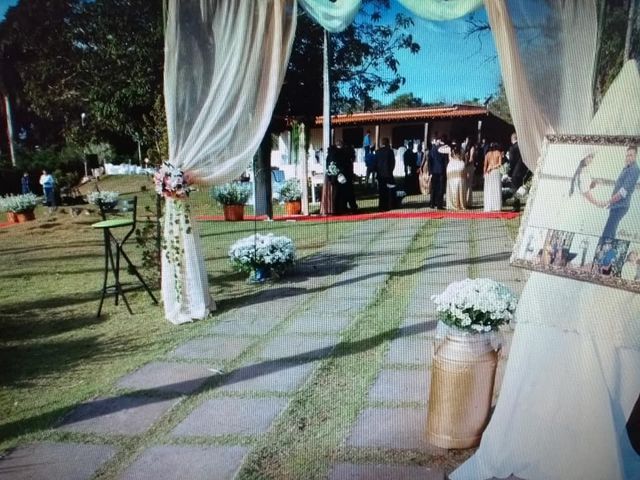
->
[[154, 162, 192, 304]]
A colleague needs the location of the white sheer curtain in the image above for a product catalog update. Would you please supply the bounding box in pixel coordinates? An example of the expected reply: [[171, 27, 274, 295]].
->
[[451, 1, 640, 478], [162, 0, 296, 324]]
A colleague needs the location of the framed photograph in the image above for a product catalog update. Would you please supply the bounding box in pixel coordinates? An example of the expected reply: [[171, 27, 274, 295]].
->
[[511, 134, 640, 293]]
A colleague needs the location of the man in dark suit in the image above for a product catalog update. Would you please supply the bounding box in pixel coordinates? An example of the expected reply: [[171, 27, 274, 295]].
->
[[375, 137, 395, 211], [428, 138, 447, 209]]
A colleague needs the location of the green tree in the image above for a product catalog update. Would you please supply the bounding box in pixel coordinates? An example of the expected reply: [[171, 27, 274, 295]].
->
[[0, 0, 82, 146], [73, 0, 164, 146], [275, 0, 420, 121], [386, 92, 426, 109]]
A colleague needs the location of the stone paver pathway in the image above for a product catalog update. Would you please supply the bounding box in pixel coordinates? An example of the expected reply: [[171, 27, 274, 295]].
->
[[0, 217, 528, 480]]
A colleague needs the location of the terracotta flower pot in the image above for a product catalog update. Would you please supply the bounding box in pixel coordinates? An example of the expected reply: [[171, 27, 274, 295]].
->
[[15, 209, 36, 223], [284, 200, 302, 215], [223, 204, 245, 221], [6, 212, 18, 224]]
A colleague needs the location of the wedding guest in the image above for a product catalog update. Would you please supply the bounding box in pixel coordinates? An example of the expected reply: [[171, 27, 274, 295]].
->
[[464, 143, 476, 207], [506, 133, 532, 212], [599, 145, 639, 240], [21, 172, 31, 194], [320, 146, 338, 215], [440, 142, 467, 210], [364, 147, 377, 191], [483, 142, 502, 212], [336, 141, 358, 213], [428, 137, 447, 209], [363, 129, 372, 155], [39, 169, 56, 210], [375, 137, 395, 212]]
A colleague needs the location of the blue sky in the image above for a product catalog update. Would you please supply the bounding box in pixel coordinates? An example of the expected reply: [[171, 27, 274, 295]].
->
[[0, 0, 501, 105], [0, 0, 16, 19], [369, 3, 501, 105]]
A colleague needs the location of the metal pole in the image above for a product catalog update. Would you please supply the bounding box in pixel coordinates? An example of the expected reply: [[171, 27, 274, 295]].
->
[[4, 95, 16, 167], [323, 29, 331, 158]]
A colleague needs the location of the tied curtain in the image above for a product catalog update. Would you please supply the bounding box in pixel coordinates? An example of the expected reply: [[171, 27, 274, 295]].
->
[[162, 0, 296, 324]]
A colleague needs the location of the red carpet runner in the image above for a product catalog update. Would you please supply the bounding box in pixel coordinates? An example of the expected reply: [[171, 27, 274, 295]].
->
[[197, 210, 520, 223]]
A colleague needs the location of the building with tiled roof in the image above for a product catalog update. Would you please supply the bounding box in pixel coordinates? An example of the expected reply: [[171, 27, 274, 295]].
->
[[310, 104, 513, 150]]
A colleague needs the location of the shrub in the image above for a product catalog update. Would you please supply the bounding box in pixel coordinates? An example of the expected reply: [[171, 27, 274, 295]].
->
[[0, 193, 40, 213], [278, 178, 302, 202], [210, 182, 252, 205]]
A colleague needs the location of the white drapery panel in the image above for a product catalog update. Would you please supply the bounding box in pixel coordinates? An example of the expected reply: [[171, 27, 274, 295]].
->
[[485, 0, 598, 168], [398, 0, 483, 21], [299, 0, 483, 32], [451, 0, 640, 477], [298, 0, 360, 33], [162, 0, 296, 324]]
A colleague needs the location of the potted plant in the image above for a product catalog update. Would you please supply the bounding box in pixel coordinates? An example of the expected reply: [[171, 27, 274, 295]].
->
[[86, 191, 120, 212], [211, 182, 251, 221], [426, 278, 517, 449], [0, 193, 40, 223], [228, 233, 296, 282], [279, 178, 303, 215]]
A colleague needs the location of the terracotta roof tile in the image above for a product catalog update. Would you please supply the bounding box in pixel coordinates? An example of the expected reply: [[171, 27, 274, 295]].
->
[[314, 105, 489, 126]]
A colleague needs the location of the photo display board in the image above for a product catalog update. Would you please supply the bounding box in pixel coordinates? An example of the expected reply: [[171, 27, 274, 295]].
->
[[511, 135, 640, 293]]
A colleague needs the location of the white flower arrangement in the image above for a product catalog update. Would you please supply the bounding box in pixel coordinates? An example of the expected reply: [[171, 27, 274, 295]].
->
[[326, 161, 339, 176], [87, 190, 119, 206], [228, 233, 296, 275], [431, 278, 517, 333]]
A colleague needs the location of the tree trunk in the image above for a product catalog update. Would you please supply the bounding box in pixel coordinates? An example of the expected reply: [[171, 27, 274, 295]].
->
[[254, 132, 273, 218], [624, 0, 636, 60]]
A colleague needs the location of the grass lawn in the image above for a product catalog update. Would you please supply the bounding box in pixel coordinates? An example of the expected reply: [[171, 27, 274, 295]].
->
[[0, 175, 360, 452], [1, 174, 519, 478]]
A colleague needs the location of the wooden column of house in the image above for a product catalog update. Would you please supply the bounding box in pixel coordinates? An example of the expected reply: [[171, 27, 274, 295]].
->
[[374, 124, 380, 149], [477, 119, 483, 144]]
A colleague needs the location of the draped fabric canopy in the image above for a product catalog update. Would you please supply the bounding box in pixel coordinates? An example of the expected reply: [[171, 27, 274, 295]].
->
[[161, 0, 296, 324]]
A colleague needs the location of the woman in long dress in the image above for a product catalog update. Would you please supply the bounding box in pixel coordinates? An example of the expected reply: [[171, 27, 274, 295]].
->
[[483, 143, 503, 212], [464, 143, 476, 207], [440, 143, 467, 210]]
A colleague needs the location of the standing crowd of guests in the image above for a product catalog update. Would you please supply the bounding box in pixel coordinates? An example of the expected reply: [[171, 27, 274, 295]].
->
[[320, 131, 530, 215]]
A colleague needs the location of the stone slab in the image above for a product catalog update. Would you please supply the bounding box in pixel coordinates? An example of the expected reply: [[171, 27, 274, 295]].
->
[[369, 369, 430, 403], [208, 315, 281, 336], [171, 397, 288, 437], [117, 362, 214, 395], [58, 395, 178, 435], [257, 334, 338, 360], [0, 442, 116, 480], [346, 407, 438, 451], [386, 337, 433, 366], [328, 463, 445, 480], [399, 316, 438, 335], [120, 445, 248, 480], [284, 313, 352, 334], [169, 337, 254, 361], [220, 361, 315, 393]]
